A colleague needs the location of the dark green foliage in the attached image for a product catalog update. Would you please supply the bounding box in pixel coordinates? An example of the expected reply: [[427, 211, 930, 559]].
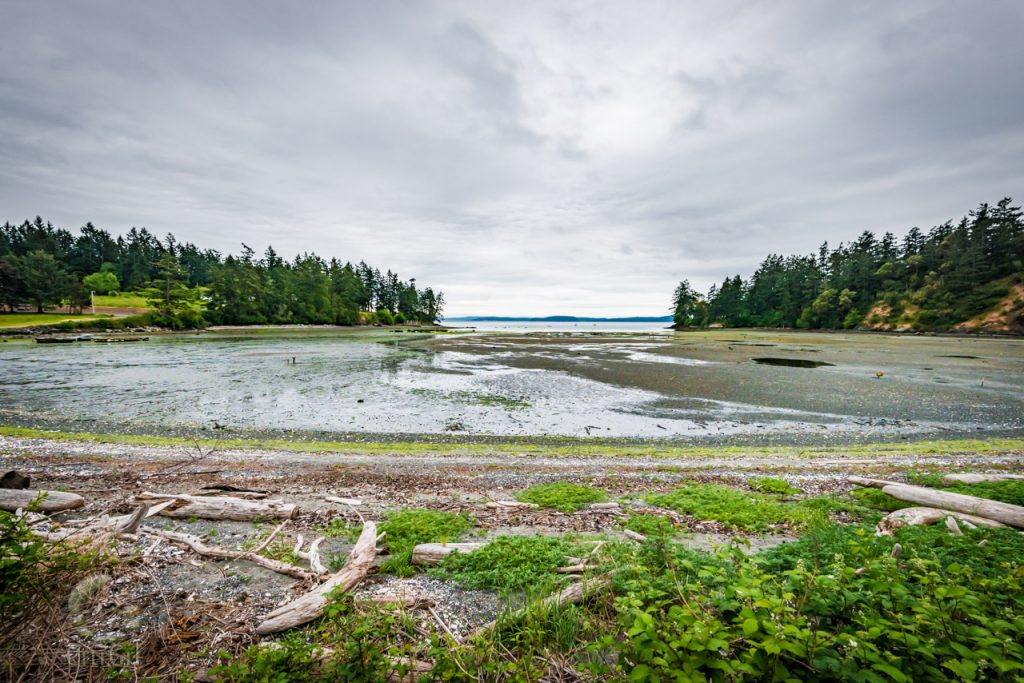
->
[[944, 480, 1024, 506], [515, 482, 609, 513], [378, 509, 474, 576], [0, 218, 444, 325], [648, 483, 816, 531], [681, 198, 1024, 330], [432, 535, 572, 591]]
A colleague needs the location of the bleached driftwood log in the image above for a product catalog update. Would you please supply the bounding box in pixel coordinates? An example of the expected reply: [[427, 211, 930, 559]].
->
[[385, 657, 434, 683], [848, 477, 1024, 529], [410, 542, 485, 566], [471, 574, 612, 638], [43, 504, 156, 542], [942, 473, 1024, 485], [294, 534, 329, 574], [256, 522, 381, 635], [0, 489, 85, 513], [141, 526, 315, 580], [137, 491, 298, 521], [325, 496, 362, 506], [875, 506, 1007, 536]]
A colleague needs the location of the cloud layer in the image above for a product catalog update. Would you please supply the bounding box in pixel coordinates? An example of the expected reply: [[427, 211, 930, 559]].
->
[[2, 1, 1022, 315]]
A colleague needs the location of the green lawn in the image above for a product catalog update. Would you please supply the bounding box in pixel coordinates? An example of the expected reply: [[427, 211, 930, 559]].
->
[[0, 313, 106, 328], [93, 292, 152, 308]]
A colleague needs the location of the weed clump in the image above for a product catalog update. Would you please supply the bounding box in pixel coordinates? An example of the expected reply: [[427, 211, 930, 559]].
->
[[622, 513, 676, 538], [648, 483, 814, 531], [432, 535, 572, 591], [515, 482, 608, 512], [378, 509, 474, 576], [748, 476, 799, 496]]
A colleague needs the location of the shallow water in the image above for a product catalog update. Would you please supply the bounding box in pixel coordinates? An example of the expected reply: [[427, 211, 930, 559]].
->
[[1, 327, 1022, 444]]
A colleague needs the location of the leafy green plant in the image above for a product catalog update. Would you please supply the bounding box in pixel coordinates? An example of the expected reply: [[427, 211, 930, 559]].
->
[[378, 509, 474, 576], [610, 526, 1024, 681], [515, 482, 608, 513], [748, 476, 799, 496], [647, 484, 815, 531], [432, 535, 572, 591]]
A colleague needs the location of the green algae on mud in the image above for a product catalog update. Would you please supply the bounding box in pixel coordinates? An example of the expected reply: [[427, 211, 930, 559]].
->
[[2, 425, 1022, 460]]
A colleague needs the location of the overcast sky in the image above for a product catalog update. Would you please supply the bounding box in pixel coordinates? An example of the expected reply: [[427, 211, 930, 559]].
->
[[2, 2, 1023, 316]]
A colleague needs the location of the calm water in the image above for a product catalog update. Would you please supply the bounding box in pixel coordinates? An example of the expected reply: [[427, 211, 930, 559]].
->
[[1, 327, 1022, 444]]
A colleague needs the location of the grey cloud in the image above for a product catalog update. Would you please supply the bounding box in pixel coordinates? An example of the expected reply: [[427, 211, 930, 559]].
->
[[1, 1, 1023, 316]]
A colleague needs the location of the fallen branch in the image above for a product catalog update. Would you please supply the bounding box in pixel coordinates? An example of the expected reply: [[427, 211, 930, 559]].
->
[[140, 526, 315, 580], [876, 506, 1007, 536], [410, 542, 485, 566], [848, 478, 1024, 529], [623, 529, 648, 543], [137, 491, 299, 521], [256, 522, 381, 635], [0, 489, 85, 513]]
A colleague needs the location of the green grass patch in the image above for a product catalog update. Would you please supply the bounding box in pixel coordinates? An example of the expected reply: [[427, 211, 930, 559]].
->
[[648, 484, 817, 531], [0, 425, 1022, 463], [431, 535, 572, 591], [317, 519, 363, 542], [378, 509, 474, 577], [93, 292, 152, 309], [849, 487, 916, 512], [748, 476, 799, 496], [515, 482, 608, 513], [622, 513, 677, 538], [0, 313, 106, 328]]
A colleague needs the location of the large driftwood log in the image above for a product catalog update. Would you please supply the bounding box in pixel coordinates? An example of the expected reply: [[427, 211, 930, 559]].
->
[[942, 473, 1024, 485], [848, 478, 1024, 529], [137, 491, 298, 521], [141, 526, 315, 580], [471, 574, 612, 638], [256, 522, 380, 635], [875, 506, 1008, 536], [0, 489, 85, 512], [410, 542, 485, 566]]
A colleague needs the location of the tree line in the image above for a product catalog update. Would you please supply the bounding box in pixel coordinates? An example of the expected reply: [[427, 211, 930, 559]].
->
[[672, 198, 1024, 331], [0, 218, 444, 327]]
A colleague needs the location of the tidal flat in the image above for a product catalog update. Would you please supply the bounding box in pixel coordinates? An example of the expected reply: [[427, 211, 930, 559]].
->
[[1, 326, 1022, 445]]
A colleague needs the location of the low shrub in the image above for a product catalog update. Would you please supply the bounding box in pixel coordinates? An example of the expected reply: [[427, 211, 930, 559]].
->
[[378, 509, 474, 576], [432, 535, 572, 591], [850, 487, 916, 511], [610, 526, 1024, 681], [515, 482, 608, 513]]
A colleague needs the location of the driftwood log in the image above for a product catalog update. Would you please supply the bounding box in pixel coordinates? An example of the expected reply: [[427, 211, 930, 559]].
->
[[137, 491, 298, 521], [942, 473, 1024, 485], [875, 506, 1008, 536], [141, 526, 315, 580], [0, 489, 85, 513], [623, 529, 648, 543], [256, 522, 381, 635], [848, 477, 1024, 529], [410, 542, 485, 566]]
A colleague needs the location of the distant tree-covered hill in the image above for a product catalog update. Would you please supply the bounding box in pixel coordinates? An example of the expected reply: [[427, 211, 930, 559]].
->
[[671, 198, 1024, 334], [0, 218, 443, 328]]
